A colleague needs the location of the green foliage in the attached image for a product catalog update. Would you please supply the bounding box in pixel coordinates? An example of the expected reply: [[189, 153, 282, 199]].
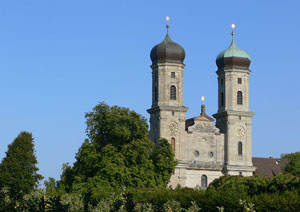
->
[[60, 193, 85, 212], [61, 162, 78, 194], [239, 200, 256, 212], [2, 181, 300, 211], [59, 102, 177, 196], [251, 189, 300, 212], [0, 187, 12, 211], [163, 200, 181, 212], [121, 139, 156, 188], [130, 187, 205, 211], [134, 202, 155, 212], [208, 175, 269, 197], [44, 177, 57, 196], [266, 173, 300, 193], [186, 201, 201, 212], [151, 138, 178, 187], [0, 132, 43, 201], [21, 189, 45, 212], [89, 191, 134, 212], [90, 144, 126, 188], [73, 139, 98, 182], [85, 102, 149, 151], [282, 151, 300, 176]]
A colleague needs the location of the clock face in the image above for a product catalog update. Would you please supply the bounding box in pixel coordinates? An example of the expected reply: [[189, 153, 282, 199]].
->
[[168, 121, 178, 135], [235, 125, 245, 137]]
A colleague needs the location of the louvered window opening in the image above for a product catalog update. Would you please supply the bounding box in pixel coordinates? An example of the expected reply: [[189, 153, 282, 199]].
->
[[238, 142, 243, 155], [170, 85, 176, 100], [237, 91, 243, 105]]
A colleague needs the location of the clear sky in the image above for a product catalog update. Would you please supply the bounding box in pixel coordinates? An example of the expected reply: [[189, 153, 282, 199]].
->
[[0, 1, 299, 183]]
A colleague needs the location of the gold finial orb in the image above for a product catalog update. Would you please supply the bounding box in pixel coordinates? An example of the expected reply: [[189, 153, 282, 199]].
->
[[231, 24, 236, 30], [201, 96, 205, 102], [166, 16, 170, 22]]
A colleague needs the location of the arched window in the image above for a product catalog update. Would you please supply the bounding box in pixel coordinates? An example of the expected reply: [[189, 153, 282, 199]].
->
[[237, 91, 243, 105], [221, 92, 224, 107], [170, 85, 176, 100], [154, 86, 158, 102], [238, 142, 243, 155], [171, 138, 175, 152], [201, 175, 207, 188]]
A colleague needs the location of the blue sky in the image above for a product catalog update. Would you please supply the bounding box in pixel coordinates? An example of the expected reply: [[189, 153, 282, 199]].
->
[[0, 1, 299, 182]]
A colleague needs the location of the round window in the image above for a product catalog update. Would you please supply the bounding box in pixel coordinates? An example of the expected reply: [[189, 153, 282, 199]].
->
[[209, 152, 213, 158], [194, 151, 199, 157]]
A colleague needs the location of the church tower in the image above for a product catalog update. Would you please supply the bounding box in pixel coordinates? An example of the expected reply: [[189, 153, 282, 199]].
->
[[147, 20, 188, 161], [213, 25, 256, 176]]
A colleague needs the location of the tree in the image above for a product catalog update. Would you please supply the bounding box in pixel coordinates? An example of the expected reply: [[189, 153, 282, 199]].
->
[[282, 152, 300, 176], [85, 102, 149, 151], [60, 102, 177, 194], [151, 138, 177, 187], [120, 139, 156, 188], [0, 132, 43, 200], [208, 175, 269, 197]]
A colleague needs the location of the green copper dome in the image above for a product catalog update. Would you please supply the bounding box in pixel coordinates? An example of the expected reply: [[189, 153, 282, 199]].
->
[[216, 33, 251, 70], [216, 39, 251, 61]]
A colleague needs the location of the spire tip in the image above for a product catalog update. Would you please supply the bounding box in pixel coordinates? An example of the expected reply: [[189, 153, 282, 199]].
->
[[231, 24, 236, 41], [166, 16, 170, 33]]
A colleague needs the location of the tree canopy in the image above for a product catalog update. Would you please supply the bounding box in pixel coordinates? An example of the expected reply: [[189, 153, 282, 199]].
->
[[0, 132, 43, 200], [85, 102, 149, 151], [282, 151, 300, 176], [60, 102, 177, 194]]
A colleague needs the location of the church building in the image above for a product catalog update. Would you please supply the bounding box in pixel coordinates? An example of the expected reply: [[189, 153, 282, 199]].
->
[[147, 22, 256, 188]]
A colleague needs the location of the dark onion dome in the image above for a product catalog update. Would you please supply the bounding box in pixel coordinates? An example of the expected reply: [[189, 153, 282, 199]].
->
[[216, 32, 251, 70], [150, 26, 185, 65]]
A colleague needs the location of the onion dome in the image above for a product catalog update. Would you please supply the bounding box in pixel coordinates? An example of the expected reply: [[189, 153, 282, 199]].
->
[[150, 24, 185, 65], [216, 30, 251, 70]]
